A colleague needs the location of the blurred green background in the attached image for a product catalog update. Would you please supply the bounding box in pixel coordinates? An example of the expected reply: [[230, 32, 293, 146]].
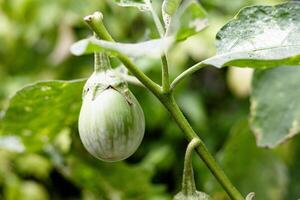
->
[[0, 0, 299, 199]]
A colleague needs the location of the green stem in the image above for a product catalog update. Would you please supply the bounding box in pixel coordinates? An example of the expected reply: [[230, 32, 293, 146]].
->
[[94, 52, 111, 72], [170, 61, 208, 90], [161, 95, 244, 200], [161, 55, 170, 93], [146, 0, 165, 37], [84, 12, 244, 200], [84, 12, 114, 42], [146, 1, 170, 94], [182, 138, 200, 196], [117, 54, 161, 95]]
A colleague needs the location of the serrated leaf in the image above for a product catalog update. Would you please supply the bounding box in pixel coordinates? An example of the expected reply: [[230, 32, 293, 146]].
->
[[250, 66, 300, 148], [203, 2, 300, 68], [70, 37, 174, 58], [0, 80, 85, 151], [205, 120, 288, 200], [166, 0, 208, 41], [113, 0, 150, 11]]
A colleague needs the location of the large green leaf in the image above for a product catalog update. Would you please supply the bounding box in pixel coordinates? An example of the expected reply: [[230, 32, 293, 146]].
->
[[70, 37, 174, 58], [166, 0, 208, 41], [250, 66, 300, 148], [0, 80, 85, 151], [113, 0, 150, 11], [203, 2, 300, 68], [205, 120, 288, 200]]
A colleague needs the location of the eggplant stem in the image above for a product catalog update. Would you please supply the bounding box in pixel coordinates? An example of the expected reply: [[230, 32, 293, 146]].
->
[[182, 138, 201, 196]]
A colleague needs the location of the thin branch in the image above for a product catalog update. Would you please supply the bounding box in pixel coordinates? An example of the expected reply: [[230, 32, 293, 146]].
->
[[146, 0, 165, 37], [170, 61, 208, 90], [146, 0, 171, 93], [161, 55, 170, 93]]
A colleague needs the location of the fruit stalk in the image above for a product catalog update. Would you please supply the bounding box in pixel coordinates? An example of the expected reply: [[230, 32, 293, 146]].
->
[[182, 138, 200, 196], [173, 138, 212, 200]]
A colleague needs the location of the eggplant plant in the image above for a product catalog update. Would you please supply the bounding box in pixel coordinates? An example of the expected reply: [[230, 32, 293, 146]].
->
[[1, 0, 300, 199]]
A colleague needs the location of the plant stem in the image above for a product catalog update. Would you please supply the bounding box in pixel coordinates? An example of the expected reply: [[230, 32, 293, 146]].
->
[[182, 138, 200, 196], [161, 95, 244, 200], [84, 12, 114, 42], [146, 0, 170, 93], [94, 52, 111, 72], [170, 61, 208, 90], [118, 54, 161, 95], [161, 55, 170, 93], [146, 0, 165, 37], [84, 12, 245, 200]]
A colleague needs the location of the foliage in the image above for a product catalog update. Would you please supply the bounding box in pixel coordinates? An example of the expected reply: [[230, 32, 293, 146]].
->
[[0, 80, 85, 151], [250, 66, 300, 148], [1, 0, 300, 199], [203, 2, 300, 68]]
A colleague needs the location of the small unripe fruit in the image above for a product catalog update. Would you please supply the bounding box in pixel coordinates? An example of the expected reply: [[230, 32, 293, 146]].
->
[[173, 191, 211, 200], [78, 54, 145, 162]]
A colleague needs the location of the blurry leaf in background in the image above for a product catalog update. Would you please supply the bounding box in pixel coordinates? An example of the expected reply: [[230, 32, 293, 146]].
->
[[15, 153, 52, 180], [227, 67, 253, 99], [0, 150, 15, 184], [113, 0, 150, 11], [250, 66, 300, 148], [48, 22, 75, 66], [205, 120, 288, 200], [0, 136, 25, 153], [61, 155, 170, 200], [141, 144, 175, 172], [5, 178, 49, 200], [70, 36, 174, 58], [0, 80, 85, 151], [284, 136, 300, 199], [203, 2, 300, 68], [178, 91, 208, 133], [166, 0, 208, 41]]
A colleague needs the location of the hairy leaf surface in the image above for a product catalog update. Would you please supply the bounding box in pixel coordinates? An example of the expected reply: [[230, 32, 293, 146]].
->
[[113, 0, 150, 11], [203, 2, 300, 68], [250, 66, 300, 148]]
